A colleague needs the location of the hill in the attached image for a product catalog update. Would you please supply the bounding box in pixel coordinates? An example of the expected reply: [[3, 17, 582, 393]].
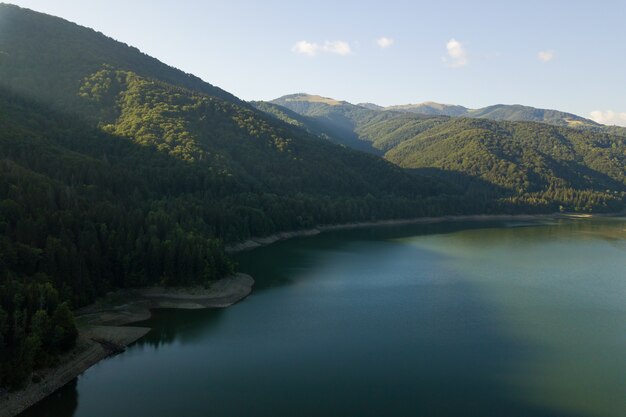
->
[[269, 94, 397, 153], [381, 101, 600, 128], [0, 5, 463, 389], [268, 94, 433, 153], [386, 102, 468, 117], [466, 104, 600, 127], [0, 3, 238, 113], [263, 95, 626, 212], [385, 118, 626, 210]]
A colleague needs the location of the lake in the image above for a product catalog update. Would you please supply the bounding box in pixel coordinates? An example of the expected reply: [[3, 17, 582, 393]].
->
[[21, 218, 626, 417]]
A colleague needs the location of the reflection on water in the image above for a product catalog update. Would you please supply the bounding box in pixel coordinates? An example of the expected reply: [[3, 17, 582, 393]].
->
[[20, 218, 626, 417], [135, 308, 227, 350], [21, 379, 78, 417]]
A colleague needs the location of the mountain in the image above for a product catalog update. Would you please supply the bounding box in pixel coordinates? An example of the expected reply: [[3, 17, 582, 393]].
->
[[269, 94, 604, 149], [466, 104, 600, 127], [0, 5, 464, 389], [386, 102, 469, 117], [603, 125, 626, 137], [367, 100, 606, 130], [380, 101, 600, 128], [262, 94, 626, 212], [251, 99, 383, 153], [385, 118, 626, 210], [278, 94, 617, 134], [268, 94, 433, 153], [357, 102, 384, 111], [0, 3, 239, 113]]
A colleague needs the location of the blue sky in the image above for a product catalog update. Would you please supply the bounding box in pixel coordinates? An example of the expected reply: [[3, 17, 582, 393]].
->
[[8, 0, 626, 125]]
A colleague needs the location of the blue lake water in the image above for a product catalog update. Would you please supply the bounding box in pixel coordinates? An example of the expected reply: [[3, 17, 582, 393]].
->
[[21, 218, 626, 417]]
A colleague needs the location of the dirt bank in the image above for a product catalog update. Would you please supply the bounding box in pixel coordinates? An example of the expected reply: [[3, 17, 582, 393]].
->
[[226, 212, 618, 254], [0, 273, 254, 417]]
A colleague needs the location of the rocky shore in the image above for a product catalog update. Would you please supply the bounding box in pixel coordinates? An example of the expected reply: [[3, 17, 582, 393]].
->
[[225, 212, 603, 254], [0, 273, 254, 417]]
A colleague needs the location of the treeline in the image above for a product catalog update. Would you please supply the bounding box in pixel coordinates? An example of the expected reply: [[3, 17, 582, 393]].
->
[[0, 279, 76, 389], [266, 97, 626, 213], [0, 83, 468, 389], [383, 118, 626, 212]]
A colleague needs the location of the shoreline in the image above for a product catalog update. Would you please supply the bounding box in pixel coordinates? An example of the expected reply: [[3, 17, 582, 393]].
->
[[225, 212, 620, 254], [0, 273, 254, 417], [4, 211, 623, 416]]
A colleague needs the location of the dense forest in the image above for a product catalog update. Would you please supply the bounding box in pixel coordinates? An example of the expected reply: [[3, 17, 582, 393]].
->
[[0, 4, 624, 390], [385, 102, 601, 127], [0, 5, 463, 389], [267, 94, 626, 211]]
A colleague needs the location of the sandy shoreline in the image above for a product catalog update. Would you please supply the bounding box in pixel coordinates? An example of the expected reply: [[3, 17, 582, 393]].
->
[[0, 273, 254, 417], [225, 212, 613, 253]]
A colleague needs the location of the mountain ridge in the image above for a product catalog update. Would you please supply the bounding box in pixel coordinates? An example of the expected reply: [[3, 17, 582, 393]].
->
[[261, 93, 626, 212], [273, 93, 603, 128], [0, 4, 471, 390]]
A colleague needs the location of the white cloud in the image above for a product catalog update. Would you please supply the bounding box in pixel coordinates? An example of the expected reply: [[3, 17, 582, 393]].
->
[[292, 41, 319, 56], [538, 50, 555, 62], [376, 37, 394, 48], [292, 40, 352, 57], [444, 38, 468, 67], [590, 110, 626, 127]]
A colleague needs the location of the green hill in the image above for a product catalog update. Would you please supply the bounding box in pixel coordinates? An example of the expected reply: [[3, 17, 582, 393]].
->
[[0, 3, 238, 113], [378, 101, 600, 128], [386, 102, 469, 117], [263, 96, 626, 212], [385, 118, 626, 210], [250, 100, 380, 153], [276, 93, 626, 139], [466, 104, 600, 128], [0, 5, 462, 389], [268, 94, 434, 155]]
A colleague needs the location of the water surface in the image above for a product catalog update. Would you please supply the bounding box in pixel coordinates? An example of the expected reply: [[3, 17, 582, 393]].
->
[[22, 218, 626, 417]]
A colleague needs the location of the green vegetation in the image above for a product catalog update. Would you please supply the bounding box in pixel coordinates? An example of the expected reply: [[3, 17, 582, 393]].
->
[[265, 96, 626, 212], [385, 118, 626, 211], [386, 101, 469, 117], [379, 101, 600, 128], [465, 104, 600, 127], [0, 3, 624, 391], [0, 5, 463, 389], [268, 94, 406, 153]]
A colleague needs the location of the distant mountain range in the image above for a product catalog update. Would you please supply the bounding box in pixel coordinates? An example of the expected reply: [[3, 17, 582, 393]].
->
[[267, 93, 626, 144], [256, 93, 626, 212], [386, 102, 602, 128], [281, 93, 605, 128]]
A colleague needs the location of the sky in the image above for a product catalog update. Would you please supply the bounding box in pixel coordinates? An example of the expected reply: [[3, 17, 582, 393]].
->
[[7, 0, 626, 125]]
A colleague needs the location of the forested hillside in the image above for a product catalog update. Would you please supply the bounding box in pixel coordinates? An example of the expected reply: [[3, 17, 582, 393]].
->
[[385, 118, 626, 211], [272, 94, 622, 137], [265, 95, 626, 212], [465, 104, 599, 127], [386, 102, 469, 117], [384, 102, 599, 127], [0, 3, 238, 112], [0, 5, 466, 389], [0, 3, 624, 391], [269, 94, 406, 153]]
